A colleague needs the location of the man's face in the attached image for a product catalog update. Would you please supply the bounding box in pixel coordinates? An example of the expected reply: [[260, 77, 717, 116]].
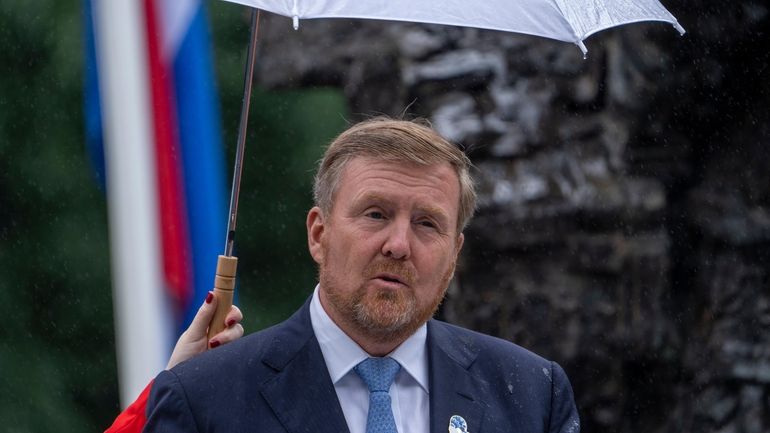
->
[[307, 156, 464, 349]]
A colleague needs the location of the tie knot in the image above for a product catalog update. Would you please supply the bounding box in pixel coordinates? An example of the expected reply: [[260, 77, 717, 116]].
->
[[354, 357, 400, 393]]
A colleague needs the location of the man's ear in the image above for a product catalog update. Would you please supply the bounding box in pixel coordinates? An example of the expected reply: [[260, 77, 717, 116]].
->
[[307, 206, 325, 264]]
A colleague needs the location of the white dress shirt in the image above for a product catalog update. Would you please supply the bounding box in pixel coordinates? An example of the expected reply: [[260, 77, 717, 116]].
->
[[310, 285, 430, 433]]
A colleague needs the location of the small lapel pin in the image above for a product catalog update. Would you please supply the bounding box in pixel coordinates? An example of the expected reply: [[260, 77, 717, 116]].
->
[[448, 415, 468, 433]]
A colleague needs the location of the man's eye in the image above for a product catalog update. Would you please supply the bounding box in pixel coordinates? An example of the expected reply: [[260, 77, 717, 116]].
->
[[366, 211, 385, 220], [418, 220, 436, 229]]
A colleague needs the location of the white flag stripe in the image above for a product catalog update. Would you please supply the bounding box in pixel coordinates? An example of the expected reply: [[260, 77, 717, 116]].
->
[[92, 0, 175, 407]]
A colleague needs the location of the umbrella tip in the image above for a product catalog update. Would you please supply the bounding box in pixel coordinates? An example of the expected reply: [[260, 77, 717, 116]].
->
[[293, 15, 299, 30], [576, 40, 588, 59], [673, 21, 686, 36]]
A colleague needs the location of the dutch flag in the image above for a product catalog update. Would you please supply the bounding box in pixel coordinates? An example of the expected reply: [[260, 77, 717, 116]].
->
[[85, 0, 227, 409]]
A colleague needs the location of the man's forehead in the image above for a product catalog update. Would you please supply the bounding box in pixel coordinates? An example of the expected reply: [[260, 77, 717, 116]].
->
[[338, 159, 460, 222], [342, 155, 456, 177], [353, 191, 450, 214], [340, 157, 458, 191]]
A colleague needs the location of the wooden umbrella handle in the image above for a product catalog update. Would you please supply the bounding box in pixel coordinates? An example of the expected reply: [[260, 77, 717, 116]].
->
[[207, 255, 238, 341]]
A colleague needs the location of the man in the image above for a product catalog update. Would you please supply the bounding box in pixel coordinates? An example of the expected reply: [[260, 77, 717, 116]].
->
[[144, 118, 580, 433]]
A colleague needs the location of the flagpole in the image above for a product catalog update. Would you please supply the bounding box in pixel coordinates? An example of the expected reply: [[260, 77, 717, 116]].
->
[[208, 9, 261, 340]]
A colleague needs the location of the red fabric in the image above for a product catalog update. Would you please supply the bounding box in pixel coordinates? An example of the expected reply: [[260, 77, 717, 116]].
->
[[143, 0, 193, 311], [104, 381, 153, 433]]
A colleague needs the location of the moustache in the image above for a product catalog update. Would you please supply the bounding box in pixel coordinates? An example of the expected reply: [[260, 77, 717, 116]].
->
[[363, 260, 417, 287]]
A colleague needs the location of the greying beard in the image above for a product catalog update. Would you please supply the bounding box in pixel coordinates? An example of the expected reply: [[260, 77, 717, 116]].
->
[[351, 288, 420, 343], [320, 259, 454, 345], [317, 227, 460, 344]]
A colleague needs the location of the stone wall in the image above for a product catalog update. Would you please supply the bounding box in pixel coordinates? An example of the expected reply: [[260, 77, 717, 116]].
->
[[255, 5, 770, 431]]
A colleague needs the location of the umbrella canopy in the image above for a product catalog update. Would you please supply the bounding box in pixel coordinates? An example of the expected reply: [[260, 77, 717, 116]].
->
[[222, 0, 685, 55]]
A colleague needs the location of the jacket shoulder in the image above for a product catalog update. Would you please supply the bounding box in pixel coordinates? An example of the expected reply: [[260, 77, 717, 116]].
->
[[429, 319, 552, 368], [172, 320, 281, 379], [428, 320, 580, 433]]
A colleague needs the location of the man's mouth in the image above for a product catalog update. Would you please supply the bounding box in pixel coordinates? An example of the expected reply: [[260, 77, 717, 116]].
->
[[374, 273, 406, 286]]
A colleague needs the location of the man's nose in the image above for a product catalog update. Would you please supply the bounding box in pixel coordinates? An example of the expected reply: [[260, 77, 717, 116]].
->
[[381, 219, 411, 260]]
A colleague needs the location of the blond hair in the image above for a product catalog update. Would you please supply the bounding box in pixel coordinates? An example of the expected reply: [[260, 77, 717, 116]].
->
[[313, 118, 476, 232]]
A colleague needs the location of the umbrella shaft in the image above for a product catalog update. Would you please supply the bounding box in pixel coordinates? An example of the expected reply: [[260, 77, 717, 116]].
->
[[225, 9, 260, 257]]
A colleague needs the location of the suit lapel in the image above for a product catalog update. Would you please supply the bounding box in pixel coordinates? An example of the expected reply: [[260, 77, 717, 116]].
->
[[428, 320, 488, 433], [259, 300, 350, 433]]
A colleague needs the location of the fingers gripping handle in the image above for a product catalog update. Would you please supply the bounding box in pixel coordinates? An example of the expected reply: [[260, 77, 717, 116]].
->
[[207, 255, 238, 341]]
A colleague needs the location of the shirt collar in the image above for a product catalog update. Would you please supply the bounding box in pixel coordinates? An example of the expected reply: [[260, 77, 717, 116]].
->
[[309, 285, 429, 393]]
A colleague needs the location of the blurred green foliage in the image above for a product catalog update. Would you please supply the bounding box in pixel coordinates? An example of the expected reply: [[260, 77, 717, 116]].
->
[[0, 1, 347, 430]]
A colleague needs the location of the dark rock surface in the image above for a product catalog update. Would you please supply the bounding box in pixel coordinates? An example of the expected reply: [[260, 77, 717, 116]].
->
[[255, 4, 770, 431]]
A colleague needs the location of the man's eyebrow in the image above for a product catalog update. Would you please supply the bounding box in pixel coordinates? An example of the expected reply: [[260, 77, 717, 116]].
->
[[354, 192, 452, 226], [415, 204, 450, 226], [355, 192, 390, 205]]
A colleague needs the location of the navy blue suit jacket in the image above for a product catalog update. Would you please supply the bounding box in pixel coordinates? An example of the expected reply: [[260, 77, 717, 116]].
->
[[144, 298, 579, 432]]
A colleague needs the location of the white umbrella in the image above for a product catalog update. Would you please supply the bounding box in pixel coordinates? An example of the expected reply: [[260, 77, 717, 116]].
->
[[207, 0, 685, 337], [222, 0, 685, 55]]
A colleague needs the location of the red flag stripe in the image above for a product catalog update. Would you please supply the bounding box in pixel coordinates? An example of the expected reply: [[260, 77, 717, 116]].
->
[[143, 0, 193, 311]]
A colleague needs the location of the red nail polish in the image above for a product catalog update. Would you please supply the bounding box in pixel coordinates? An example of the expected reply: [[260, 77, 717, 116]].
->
[[226, 318, 237, 328], [205, 292, 214, 304], [209, 340, 220, 349]]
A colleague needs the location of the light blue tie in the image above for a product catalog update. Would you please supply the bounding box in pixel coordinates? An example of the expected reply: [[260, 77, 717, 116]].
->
[[354, 357, 401, 433]]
